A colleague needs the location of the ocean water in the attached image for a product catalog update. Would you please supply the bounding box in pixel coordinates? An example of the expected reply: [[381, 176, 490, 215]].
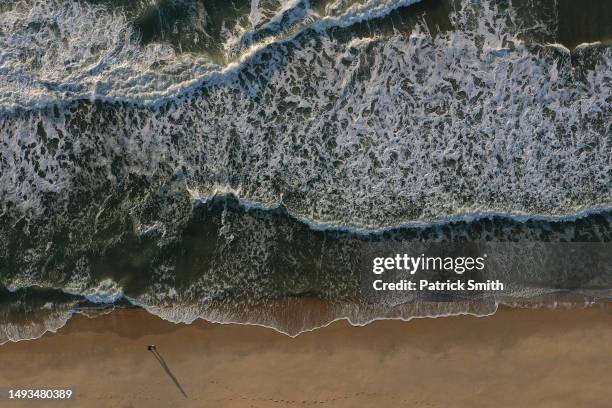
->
[[0, 0, 611, 343]]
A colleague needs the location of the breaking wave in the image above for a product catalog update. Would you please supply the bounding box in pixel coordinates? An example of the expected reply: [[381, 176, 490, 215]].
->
[[2, 196, 611, 342], [1, 0, 611, 342]]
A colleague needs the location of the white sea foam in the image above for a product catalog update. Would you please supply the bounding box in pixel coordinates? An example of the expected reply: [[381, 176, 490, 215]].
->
[[0, 310, 73, 345], [0, 0, 217, 109], [3, 293, 607, 345], [0, 0, 409, 109], [66, 278, 124, 304], [0, 0, 610, 345], [1, 0, 610, 230]]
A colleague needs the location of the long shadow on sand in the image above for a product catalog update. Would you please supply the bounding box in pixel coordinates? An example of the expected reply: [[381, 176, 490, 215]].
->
[[148, 346, 188, 398]]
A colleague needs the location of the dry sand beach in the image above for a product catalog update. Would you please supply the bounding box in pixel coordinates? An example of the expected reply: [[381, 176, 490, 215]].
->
[[0, 305, 611, 408]]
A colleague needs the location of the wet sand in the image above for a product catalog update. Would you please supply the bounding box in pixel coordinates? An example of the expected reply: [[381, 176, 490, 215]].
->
[[0, 305, 611, 408]]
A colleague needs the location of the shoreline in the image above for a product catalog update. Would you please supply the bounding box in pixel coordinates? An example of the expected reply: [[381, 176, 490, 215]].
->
[[1, 292, 608, 345], [0, 304, 610, 407], [2, 292, 607, 344]]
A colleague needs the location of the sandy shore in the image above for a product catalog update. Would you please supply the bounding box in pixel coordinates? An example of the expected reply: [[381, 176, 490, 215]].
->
[[0, 305, 611, 408]]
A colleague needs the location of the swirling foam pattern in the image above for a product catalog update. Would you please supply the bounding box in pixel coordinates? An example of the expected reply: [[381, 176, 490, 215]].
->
[[0, 0, 611, 341]]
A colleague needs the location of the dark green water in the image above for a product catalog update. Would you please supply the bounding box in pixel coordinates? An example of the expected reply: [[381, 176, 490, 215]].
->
[[0, 0, 610, 342]]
